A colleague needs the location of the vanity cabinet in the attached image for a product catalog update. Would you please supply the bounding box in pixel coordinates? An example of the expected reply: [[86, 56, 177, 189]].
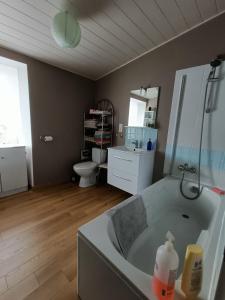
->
[[0, 146, 28, 197], [107, 147, 155, 195]]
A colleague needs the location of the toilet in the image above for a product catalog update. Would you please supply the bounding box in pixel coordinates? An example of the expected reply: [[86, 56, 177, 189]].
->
[[73, 148, 107, 187]]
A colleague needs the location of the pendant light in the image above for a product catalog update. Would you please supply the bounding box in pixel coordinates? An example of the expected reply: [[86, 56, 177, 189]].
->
[[52, 11, 81, 48]]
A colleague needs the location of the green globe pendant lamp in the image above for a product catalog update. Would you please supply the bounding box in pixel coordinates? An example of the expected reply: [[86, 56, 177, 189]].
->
[[52, 11, 81, 48]]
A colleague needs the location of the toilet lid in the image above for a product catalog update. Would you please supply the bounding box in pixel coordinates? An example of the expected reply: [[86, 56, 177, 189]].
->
[[74, 161, 98, 170]]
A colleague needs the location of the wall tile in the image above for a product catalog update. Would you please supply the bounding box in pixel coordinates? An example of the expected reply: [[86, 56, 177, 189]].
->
[[124, 126, 158, 150]]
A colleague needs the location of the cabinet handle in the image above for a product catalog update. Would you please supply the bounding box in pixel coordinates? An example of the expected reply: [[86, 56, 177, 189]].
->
[[112, 173, 132, 182], [113, 155, 132, 162]]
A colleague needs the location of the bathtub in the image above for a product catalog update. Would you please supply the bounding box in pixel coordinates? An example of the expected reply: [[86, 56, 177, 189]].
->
[[77, 176, 225, 300]]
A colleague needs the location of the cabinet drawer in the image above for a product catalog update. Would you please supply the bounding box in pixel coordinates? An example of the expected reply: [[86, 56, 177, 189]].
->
[[108, 150, 139, 175], [107, 168, 137, 195]]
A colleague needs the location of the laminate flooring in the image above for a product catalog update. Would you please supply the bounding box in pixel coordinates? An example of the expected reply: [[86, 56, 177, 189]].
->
[[0, 183, 127, 300]]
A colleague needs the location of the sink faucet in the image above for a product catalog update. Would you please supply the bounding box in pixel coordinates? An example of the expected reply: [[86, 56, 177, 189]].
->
[[131, 140, 139, 148]]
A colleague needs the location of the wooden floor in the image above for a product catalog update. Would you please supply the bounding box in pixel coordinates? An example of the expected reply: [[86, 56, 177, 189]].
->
[[0, 183, 128, 300]]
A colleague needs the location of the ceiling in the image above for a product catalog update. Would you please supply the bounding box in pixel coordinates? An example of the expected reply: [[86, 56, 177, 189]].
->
[[0, 0, 224, 80]]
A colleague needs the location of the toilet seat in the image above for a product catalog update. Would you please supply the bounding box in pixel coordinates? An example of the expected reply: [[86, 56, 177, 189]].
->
[[74, 161, 98, 171]]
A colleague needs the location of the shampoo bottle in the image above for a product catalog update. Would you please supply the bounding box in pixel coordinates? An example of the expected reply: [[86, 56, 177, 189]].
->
[[152, 231, 179, 300], [147, 139, 152, 151], [181, 244, 203, 299]]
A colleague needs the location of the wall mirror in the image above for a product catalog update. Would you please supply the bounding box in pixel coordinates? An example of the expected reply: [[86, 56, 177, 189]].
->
[[128, 87, 160, 128]]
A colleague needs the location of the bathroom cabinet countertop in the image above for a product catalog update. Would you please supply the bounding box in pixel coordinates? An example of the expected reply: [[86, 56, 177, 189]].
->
[[0, 144, 25, 148], [108, 145, 154, 155]]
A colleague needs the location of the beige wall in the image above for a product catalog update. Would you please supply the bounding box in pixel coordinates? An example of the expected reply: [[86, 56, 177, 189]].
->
[[95, 13, 225, 182], [0, 47, 94, 186]]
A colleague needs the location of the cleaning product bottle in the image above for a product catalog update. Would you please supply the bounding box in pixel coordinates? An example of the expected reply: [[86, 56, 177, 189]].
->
[[147, 139, 152, 151], [181, 244, 203, 299], [152, 231, 179, 300]]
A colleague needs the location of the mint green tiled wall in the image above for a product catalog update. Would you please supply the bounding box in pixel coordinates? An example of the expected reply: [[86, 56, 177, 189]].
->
[[125, 127, 157, 150]]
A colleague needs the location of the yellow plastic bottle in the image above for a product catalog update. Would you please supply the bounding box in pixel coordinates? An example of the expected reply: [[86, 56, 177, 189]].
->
[[181, 244, 203, 299]]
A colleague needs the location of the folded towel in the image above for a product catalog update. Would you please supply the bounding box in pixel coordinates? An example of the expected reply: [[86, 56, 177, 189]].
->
[[94, 130, 112, 138], [108, 195, 147, 258]]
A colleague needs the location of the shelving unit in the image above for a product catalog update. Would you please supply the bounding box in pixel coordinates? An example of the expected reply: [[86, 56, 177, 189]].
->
[[83, 99, 114, 152], [144, 110, 156, 127]]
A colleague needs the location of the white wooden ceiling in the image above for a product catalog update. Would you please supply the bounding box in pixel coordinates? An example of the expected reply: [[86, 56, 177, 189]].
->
[[0, 0, 224, 80]]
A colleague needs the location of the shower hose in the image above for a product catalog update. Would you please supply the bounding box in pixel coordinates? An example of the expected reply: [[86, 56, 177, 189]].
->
[[179, 71, 212, 200]]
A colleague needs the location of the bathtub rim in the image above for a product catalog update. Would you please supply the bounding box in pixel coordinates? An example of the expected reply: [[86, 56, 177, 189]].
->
[[78, 176, 225, 300]]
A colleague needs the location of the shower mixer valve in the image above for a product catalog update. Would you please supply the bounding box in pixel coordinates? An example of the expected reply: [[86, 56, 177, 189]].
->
[[178, 163, 196, 174]]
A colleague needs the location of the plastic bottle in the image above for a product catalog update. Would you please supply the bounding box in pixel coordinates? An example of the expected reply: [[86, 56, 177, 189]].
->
[[147, 139, 152, 151], [181, 244, 203, 299], [152, 231, 179, 300]]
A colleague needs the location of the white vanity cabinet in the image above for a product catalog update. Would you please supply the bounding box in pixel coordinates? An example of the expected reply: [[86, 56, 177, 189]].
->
[[107, 146, 155, 195], [0, 146, 28, 197]]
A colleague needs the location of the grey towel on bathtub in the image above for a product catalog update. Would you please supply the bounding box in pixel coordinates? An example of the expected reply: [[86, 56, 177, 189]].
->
[[109, 195, 147, 258]]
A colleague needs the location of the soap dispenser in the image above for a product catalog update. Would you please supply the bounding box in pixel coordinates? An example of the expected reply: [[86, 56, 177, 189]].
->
[[152, 231, 179, 300]]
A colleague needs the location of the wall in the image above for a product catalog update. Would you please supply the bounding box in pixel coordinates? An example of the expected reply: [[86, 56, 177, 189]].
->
[[95, 13, 225, 182], [0, 47, 95, 186]]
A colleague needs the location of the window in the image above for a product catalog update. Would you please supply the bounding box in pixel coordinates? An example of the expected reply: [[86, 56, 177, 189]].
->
[[0, 56, 33, 185], [128, 98, 146, 127], [0, 63, 23, 145]]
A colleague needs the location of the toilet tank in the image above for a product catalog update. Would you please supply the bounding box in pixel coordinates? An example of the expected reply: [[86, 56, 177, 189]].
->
[[92, 148, 107, 164]]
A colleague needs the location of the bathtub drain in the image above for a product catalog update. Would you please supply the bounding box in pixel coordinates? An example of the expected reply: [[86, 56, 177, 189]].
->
[[182, 214, 190, 219]]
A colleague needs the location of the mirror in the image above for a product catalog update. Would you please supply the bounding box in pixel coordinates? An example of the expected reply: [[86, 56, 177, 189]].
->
[[128, 87, 160, 128]]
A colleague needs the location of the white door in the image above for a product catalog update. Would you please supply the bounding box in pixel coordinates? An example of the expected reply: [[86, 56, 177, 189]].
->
[[0, 147, 28, 192]]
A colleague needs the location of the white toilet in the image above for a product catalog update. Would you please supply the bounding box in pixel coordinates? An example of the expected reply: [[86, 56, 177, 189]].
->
[[73, 148, 107, 187]]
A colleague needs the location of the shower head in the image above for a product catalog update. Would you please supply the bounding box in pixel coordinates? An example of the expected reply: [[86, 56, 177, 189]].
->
[[208, 57, 222, 81], [210, 54, 225, 68], [210, 58, 221, 68], [206, 56, 223, 114]]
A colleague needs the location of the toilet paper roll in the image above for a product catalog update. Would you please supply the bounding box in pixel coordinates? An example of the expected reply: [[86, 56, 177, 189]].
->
[[43, 136, 53, 142]]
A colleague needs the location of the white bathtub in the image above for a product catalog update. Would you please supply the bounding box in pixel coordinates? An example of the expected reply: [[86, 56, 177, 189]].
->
[[78, 176, 225, 300]]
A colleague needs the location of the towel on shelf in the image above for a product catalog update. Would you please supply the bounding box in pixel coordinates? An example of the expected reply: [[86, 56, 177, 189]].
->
[[84, 119, 97, 128], [94, 130, 112, 145]]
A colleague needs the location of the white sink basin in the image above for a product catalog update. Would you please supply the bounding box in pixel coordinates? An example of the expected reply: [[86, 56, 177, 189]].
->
[[126, 147, 146, 153], [111, 146, 147, 153], [109, 146, 151, 154]]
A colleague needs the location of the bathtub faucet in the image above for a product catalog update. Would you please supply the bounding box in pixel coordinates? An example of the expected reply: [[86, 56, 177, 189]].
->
[[178, 163, 196, 174]]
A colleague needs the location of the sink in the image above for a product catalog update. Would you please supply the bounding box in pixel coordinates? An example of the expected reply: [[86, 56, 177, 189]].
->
[[110, 146, 147, 153], [127, 147, 146, 153]]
